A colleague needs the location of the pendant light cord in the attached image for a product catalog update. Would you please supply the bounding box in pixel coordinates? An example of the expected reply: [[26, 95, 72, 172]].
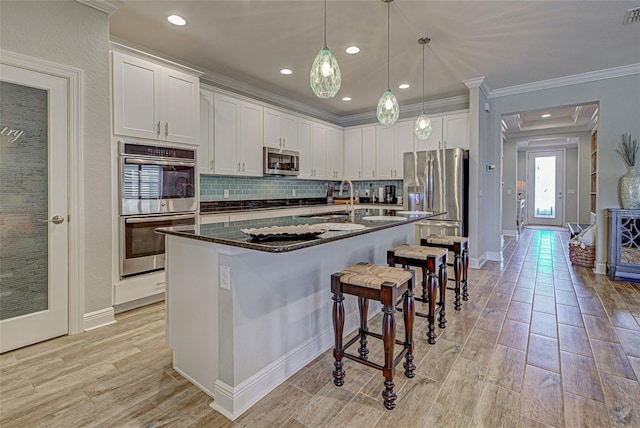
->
[[422, 42, 425, 112], [323, 0, 327, 49], [387, 1, 390, 91]]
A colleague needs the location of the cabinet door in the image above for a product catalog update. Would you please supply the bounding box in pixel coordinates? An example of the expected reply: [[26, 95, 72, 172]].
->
[[344, 128, 363, 180], [112, 51, 161, 140], [326, 127, 343, 179], [297, 120, 313, 179], [239, 101, 263, 177], [415, 116, 442, 152], [280, 112, 298, 150], [263, 108, 281, 149], [311, 124, 327, 179], [395, 121, 415, 178], [213, 94, 240, 175], [161, 68, 199, 144], [376, 126, 395, 179], [199, 90, 214, 174], [362, 126, 376, 179], [443, 112, 469, 149]]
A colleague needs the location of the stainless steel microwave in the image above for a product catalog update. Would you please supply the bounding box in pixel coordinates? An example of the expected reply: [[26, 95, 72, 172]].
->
[[263, 147, 299, 176]]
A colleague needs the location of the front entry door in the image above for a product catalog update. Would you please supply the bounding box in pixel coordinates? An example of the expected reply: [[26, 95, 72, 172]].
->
[[527, 150, 565, 227], [0, 63, 69, 353]]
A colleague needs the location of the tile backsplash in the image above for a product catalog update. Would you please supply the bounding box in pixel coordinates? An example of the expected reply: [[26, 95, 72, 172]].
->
[[200, 175, 403, 201]]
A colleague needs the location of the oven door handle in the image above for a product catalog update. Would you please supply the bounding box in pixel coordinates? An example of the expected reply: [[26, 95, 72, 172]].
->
[[125, 214, 195, 224], [124, 158, 196, 168]]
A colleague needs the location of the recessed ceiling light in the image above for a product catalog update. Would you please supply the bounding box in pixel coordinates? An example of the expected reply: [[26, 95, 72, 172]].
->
[[541, 113, 551, 118], [399, 83, 410, 89], [167, 15, 186, 26], [342, 97, 352, 101], [346, 46, 360, 54], [280, 68, 293, 75]]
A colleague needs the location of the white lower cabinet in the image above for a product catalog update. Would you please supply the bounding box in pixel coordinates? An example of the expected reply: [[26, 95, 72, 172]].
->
[[213, 93, 263, 177]]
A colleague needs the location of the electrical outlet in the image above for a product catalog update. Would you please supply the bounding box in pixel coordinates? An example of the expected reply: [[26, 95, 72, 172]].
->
[[292, 189, 296, 197], [220, 265, 231, 290], [223, 189, 229, 198]]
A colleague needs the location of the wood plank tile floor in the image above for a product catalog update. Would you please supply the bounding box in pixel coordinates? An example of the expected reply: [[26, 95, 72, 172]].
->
[[2, 228, 640, 427]]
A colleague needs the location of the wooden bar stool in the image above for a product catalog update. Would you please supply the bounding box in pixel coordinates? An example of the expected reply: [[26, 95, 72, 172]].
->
[[331, 262, 415, 411], [421, 235, 469, 310], [387, 244, 447, 344]]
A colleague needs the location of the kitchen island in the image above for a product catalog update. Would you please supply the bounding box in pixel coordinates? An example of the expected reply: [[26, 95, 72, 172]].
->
[[158, 208, 442, 420]]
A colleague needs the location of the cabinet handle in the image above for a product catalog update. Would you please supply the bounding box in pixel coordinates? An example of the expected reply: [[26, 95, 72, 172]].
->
[[165, 122, 169, 137], [391, 169, 393, 177], [156, 121, 161, 136], [237, 162, 241, 172], [210, 160, 214, 170], [372, 170, 375, 177], [359, 171, 361, 178], [242, 162, 246, 172]]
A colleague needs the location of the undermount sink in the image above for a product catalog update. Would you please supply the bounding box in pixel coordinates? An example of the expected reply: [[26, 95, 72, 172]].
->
[[315, 222, 366, 231], [361, 216, 408, 222], [305, 213, 350, 220]]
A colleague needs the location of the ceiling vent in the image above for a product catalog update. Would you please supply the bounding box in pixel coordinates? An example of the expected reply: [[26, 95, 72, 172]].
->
[[623, 7, 640, 24]]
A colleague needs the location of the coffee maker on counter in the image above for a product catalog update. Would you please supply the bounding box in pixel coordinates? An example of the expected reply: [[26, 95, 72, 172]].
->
[[384, 185, 396, 204]]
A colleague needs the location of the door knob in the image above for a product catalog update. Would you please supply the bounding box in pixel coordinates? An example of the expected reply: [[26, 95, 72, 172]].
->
[[42, 215, 64, 224]]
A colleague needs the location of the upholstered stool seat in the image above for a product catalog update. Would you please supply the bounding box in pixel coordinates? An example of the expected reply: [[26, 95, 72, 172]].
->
[[421, 235, 469, 310], [331, 262, 415, 411], [387, 244, 447, 344]]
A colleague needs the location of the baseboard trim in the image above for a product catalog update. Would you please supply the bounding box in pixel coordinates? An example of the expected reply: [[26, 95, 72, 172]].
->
[[486, 251, 503, 262], [594, 262, 607, 275], [503, 229, 517, 237], [208, 310, 362, 421], [83, 307, 116, 331], [470, 252, 487, 269]]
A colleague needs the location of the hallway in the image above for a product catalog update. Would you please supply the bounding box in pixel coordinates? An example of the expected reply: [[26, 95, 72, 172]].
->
[[1, 228, 639, 427]]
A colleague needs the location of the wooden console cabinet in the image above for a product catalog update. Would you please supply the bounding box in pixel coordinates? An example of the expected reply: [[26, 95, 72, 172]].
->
[[607, 209, 640, 281]]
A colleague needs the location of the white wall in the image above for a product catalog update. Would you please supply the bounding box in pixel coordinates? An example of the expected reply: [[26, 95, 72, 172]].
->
[[0, 1, 112, 313], [489, 72, 640, 272]]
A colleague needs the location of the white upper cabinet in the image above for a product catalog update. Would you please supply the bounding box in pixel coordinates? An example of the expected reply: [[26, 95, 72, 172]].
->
[[414, 111, 469, 151], [326, 126, 343, 179], [395, 120, 416, 178], [344, 128, 363, 180], [297, 119, 313, 179], [213, 93, 263, 177], [311, 123, 327, 179], [264, 107, 298, 150], [376, 125, 396, 179], [442, 111, 470, 149], [199, 89, 215, 174], [362, 126, 376, 180], [112, 51, 199, 144]]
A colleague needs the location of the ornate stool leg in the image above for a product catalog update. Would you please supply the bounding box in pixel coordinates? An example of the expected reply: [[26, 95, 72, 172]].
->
[[381, 302, 397, 410], [438, 261, 447, 329], [427, 270, 437, 344], [358, 297, 369, 360], [331, 278, 345, 387], [402, 286, 416, 378], [421, 267, 428, 302], [453, 249, 462, 311], [462, 248, 469, 301]]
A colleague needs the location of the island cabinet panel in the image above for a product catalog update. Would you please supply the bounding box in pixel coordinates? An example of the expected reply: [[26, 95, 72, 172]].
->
[[112, 51, 199, 144], [163, 216, 420, 420]]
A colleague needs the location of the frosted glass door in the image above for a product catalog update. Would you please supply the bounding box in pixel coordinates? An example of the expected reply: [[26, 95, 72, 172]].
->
[[0, 65, 68, 353], [527, 150, 564, 227]]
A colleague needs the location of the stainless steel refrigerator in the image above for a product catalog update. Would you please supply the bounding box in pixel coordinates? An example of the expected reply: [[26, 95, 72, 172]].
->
[[403, 148, 469, 237]]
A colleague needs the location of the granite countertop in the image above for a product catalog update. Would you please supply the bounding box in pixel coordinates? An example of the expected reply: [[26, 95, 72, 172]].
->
[[158, 208, 444, 253]]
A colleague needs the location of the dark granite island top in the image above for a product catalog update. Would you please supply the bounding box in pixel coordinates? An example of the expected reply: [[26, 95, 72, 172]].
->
[[157, 208, 444, 253]]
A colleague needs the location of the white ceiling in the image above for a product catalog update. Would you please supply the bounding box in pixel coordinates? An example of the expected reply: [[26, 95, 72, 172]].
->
[[109, 1, 640, 119]]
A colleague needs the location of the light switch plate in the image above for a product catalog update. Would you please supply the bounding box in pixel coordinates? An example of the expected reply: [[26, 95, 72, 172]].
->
[[223, 189, 229, 198], [220, 265, 231, 290]]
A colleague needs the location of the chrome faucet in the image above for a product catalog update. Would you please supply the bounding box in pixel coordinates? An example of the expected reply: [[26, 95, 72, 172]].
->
[[339, 178, 355, 219]]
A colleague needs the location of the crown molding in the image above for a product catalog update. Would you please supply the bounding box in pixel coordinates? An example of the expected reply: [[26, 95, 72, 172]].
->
[[339, 95, 469, 128], [463, 76, 491, 98], [75, 0, 122, 15], [490, 63, 640, 98]]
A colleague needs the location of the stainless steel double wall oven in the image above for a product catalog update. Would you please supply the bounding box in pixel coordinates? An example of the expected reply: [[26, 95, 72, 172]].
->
[[119, 141, 197, 277]]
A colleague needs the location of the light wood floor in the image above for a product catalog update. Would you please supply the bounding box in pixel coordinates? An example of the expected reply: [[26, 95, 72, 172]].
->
[[2, 228, 640, 427]]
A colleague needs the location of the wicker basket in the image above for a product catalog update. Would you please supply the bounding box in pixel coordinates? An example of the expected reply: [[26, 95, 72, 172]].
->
[[568, 242, 595, 268]]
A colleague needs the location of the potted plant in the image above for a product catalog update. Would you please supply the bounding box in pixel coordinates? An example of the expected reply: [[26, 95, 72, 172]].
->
[[617, 133, 640, 209]]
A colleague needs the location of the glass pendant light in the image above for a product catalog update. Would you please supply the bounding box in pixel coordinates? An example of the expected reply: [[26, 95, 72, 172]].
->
[[310, 0, 341, 98], [377, 0, 399, 126], [414, 37, 432, 140]]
